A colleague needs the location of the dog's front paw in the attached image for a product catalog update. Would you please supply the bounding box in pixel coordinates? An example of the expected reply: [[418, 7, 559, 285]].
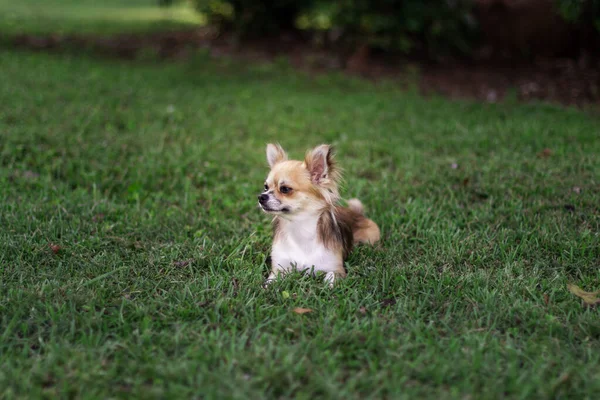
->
[[324, 272, 336, 288], [262, 279, 274, 289], [262, 271, 278, 289]]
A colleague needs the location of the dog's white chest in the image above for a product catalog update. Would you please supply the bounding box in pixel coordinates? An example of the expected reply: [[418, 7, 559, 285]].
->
[[271, 218, 341, 273], [272, 238, 339, 273]]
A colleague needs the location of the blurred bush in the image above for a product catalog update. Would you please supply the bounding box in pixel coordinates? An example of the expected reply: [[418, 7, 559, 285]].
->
[[193, 0, 316, 36], [194, 0, 478, 56], [193, 0, 598, 58], [327, 1, 478, 58]]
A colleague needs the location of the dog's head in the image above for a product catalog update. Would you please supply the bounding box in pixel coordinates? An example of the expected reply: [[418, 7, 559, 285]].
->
[[258, 143, 341, 217]]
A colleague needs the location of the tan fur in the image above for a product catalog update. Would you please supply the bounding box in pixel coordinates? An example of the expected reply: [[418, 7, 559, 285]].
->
[[259, 144, 380, 286], [344, 199, 380, 245], [303, 145, 342, 204], [266, 143, 288, 167], [316, 203, 378, 260], [268, 160, 320, 199]]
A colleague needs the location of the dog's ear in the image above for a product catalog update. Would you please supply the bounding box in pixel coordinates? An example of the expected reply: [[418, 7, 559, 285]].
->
[[305, 144, 334, 184], [266, 143, 287, 168]]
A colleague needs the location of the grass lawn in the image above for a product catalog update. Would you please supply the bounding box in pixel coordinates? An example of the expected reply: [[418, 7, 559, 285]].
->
[[1, 49, 599, 399], [0, 0, 204, 36]]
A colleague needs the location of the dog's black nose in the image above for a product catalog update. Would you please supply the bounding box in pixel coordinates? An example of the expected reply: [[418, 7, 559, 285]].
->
[[258, 194, 269, 203]]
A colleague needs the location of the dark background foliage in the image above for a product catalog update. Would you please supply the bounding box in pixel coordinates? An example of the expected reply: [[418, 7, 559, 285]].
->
[[193, 0, 599, 59]]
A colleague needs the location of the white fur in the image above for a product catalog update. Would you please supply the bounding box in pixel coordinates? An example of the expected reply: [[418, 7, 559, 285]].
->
[[266, 211, 342, 284]]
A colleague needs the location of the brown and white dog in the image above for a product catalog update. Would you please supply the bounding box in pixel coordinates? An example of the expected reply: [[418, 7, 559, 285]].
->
[[258, 143, 380, 286]]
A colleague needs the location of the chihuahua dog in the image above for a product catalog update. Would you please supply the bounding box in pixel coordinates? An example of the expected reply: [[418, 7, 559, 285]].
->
[[258, 143, 380, 286]]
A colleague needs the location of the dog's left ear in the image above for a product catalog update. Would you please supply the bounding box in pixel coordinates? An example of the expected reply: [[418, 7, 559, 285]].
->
[[266, 143, 288, 168], [305, 144, 333, 184]]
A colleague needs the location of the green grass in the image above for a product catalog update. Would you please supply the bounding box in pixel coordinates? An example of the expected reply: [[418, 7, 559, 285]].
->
[[1, 48, 599, 399], [0, 0, 204, 36]]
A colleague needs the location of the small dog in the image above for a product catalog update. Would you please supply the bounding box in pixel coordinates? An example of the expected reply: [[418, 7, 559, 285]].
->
[[258, 143, 380, 286]]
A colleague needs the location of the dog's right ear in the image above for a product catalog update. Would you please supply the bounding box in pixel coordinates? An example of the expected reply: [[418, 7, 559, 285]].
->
[[266, 143, 288, 168]]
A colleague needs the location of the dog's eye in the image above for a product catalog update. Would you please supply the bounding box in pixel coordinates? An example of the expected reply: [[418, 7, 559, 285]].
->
[[264, 184, 269, 191], [280, 186, 292, 194]]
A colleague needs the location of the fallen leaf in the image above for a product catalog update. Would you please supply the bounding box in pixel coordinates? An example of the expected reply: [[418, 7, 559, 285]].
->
[[358, 306, 367, 314], [537, 148, 552, 158], [49, 244, 61, 254], [462, 177, 470, 186], [567, 284, 600, 306], [380, 298, 397, 307], [281, 291, 290, 299], [22, 170, 40, 180], [572, 186, 582, 194], [292, 307, 312, 314], [543, 293, 549, 306], [173, 259, 193, 267], [92, 213, 105, 222]]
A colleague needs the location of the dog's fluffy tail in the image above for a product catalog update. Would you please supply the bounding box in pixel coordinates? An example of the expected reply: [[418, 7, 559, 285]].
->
[[347, 198, 381, 245], [347, 198, 364, 215]]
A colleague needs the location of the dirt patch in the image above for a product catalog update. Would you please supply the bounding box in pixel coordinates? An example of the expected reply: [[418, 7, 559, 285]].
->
[[4, 29, 599, 108], [419, 58, 600, 106]]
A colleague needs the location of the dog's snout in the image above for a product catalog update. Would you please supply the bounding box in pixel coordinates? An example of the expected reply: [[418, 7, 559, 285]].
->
[[258, 194, 269, 203]]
